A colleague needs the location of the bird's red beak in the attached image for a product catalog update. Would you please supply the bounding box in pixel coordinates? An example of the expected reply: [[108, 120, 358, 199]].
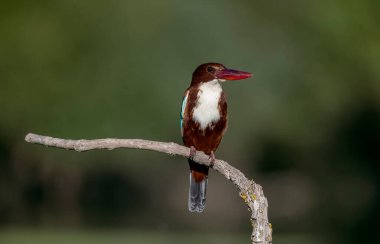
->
[[215, 68, 252, 80]]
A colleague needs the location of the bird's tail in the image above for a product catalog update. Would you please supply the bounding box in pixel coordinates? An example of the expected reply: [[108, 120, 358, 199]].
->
[[188, 159, 209, 213]]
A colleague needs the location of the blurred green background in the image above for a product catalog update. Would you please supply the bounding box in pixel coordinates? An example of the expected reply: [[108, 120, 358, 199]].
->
[[0, 0, 379, 243]]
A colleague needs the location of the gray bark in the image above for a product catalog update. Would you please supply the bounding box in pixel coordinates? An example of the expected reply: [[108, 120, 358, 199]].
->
[[25, 133, 272, 243]]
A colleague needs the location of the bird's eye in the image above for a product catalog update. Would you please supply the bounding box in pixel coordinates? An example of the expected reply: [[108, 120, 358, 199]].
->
[[207, 66, 215, 73]]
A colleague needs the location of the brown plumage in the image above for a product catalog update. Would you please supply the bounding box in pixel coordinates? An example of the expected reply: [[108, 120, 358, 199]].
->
[[180, 62, 252, 212], [182, 85, 228, 155]]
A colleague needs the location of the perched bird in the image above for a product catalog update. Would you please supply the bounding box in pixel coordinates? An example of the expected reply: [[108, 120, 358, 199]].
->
[[180, 63, 252, 212]]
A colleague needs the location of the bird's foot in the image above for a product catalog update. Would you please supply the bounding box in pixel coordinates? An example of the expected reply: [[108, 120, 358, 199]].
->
[[209, 151, 216, 168], [189, 146, 196, 160]]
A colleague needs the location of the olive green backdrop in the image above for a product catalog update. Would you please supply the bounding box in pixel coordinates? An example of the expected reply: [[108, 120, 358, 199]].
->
[[0, 0, 379, 243]]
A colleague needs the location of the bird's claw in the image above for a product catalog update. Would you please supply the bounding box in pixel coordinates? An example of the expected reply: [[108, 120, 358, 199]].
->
[[189, 146, 196, 160], [209, 151, 216, 168]]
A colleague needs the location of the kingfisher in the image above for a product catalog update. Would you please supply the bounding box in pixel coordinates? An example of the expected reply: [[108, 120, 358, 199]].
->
[[180, 63, 252, 212]]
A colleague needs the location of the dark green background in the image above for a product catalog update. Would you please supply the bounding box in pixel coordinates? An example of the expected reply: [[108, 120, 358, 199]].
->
[[1, 0, 379, 243]]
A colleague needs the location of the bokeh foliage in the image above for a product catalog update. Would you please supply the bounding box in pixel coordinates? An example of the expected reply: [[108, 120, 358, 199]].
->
[[0, 0, 379, 243]]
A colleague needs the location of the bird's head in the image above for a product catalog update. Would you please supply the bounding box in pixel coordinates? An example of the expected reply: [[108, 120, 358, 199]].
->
[[191, 63, 252, 85]]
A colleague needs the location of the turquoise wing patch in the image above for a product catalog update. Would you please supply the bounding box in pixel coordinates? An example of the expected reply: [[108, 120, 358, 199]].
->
[[180, 92, 189, 136]]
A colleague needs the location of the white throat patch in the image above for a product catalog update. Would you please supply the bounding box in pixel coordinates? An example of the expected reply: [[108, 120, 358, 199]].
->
[[193, 79, 223, 130]]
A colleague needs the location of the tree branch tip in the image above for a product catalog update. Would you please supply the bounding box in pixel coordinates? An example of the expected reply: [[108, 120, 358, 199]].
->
[[25, 133, 32, 142]]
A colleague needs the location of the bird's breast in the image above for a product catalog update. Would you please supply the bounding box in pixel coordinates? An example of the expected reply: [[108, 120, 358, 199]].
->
[[192, 80, 223, 130]]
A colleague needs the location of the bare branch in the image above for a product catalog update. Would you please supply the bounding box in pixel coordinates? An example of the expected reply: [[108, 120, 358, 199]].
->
[[25, 133, 272, 243]]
